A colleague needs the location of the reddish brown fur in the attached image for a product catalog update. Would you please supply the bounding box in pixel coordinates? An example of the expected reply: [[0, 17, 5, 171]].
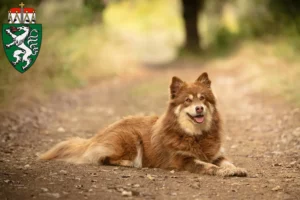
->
[[40, 73, 247, 177]]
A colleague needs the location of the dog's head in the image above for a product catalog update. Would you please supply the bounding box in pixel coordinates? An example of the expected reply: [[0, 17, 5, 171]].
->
[[169, 72, 216, 135]]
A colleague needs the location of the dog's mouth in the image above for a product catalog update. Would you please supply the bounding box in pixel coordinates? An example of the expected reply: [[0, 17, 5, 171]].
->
[[187, 113, 205, 124]]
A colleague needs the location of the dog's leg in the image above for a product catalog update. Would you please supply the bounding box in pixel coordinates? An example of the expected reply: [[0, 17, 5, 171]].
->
[[133, 138, 143, 168], [183, 158, 220, 175], [108, 159, 134, 167], [104, 140, 143, 168], [212, 156, 247, 177]]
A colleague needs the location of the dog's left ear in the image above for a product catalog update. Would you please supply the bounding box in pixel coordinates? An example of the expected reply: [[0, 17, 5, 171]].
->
[[195, 72, 211, 88]]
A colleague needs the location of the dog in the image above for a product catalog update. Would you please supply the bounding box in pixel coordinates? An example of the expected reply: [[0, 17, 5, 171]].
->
[[40, 72, 247, 177]]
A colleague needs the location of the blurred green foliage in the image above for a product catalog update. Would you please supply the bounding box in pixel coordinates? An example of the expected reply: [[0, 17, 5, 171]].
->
[[269, 0, 300, 29], [209, 27, 240, 56], [84, 0, 106, 13], [201, 0, 300, 56]]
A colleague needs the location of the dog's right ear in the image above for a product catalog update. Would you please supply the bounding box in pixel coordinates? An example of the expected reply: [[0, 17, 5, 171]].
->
[[195, 72, 211, 88], [170, 76, 184, 99]]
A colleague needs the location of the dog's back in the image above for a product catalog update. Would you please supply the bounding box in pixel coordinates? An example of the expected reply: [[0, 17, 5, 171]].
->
[[39, 116, 158, 167]]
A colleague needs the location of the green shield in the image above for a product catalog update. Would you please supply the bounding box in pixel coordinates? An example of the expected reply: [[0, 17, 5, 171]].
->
[[2, 24, 42, 73]]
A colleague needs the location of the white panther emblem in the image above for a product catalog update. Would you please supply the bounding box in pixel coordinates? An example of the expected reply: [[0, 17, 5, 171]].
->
[[5, 26, 39, 70]]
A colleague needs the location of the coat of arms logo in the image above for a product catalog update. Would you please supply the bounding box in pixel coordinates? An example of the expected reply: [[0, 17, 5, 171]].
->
[[2, 2, 42, 73]]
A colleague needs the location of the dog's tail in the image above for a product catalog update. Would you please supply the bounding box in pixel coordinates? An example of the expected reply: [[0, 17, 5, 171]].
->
[[39, 137, 91, 164]]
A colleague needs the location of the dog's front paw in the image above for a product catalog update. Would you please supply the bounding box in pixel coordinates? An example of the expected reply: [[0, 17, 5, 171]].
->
[[216, 167, 247, 177], [204, 165, 220, 175]]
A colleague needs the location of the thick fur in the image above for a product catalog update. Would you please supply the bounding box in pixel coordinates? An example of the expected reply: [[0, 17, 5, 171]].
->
[[40, 73, 247, 177]]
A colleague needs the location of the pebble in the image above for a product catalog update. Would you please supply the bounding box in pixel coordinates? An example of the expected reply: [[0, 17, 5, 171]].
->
[[283, 173, 295, 178], [289, 161, 297, 166], [271, 186, 281, 191], [121, 190, 132, 197], [75, 184, 84, 189], [190, 183, 200, 189], [59, 170, 68, 175], [57, 127, 65, 133], [4, 179, 10, 183], [41, 187, 49, 192], [115, 187, 124, 192], [292, 127, 300, 137], [91, 172, 98, 177], [271, 151, 283, 155], [250, 174, 259, 178], [170, 170, 175, 174], [226, 136, 232, 141], [24, 164, 30, 169], [99, 169, 110, 172], [133, 184, 140, 188], [171, 192, 177, 196], [45, 193, 60, 198]]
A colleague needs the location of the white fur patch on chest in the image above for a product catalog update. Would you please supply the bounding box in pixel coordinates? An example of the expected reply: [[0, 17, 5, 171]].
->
[[133, 140, 143, 168]]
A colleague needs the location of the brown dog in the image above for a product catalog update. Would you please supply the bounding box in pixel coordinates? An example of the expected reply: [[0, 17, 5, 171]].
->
[[40, 72, 247, 177]]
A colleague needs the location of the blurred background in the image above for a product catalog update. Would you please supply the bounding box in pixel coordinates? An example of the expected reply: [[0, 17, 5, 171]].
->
[[0, 2, 300, 199], [0, 0, 299, 107]]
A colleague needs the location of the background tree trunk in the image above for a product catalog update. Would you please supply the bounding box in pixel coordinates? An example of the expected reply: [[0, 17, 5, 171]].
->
[[182, 0, 205, 52]]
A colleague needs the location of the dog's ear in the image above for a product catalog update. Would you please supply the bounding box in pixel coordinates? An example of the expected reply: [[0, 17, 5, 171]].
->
[[195, 72, 211, 88], [170, 76, 184, 99]]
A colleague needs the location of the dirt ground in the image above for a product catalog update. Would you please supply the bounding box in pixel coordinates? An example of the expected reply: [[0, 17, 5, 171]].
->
[[0, 60, 299, 200]]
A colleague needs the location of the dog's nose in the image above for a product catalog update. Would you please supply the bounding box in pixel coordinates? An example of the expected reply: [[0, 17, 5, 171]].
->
[[195, 106, 204, 113]]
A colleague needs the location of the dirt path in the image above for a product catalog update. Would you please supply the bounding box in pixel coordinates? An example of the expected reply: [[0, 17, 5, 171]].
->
[[0, 60, 299, 200]]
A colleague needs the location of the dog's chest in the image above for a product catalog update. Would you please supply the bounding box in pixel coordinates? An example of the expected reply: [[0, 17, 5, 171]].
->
[[168, 135, 221, 161]]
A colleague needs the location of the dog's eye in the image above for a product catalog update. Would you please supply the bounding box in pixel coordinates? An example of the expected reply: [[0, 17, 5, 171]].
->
[[185, 97, 192, 103], [199, 95, 205, 100]]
